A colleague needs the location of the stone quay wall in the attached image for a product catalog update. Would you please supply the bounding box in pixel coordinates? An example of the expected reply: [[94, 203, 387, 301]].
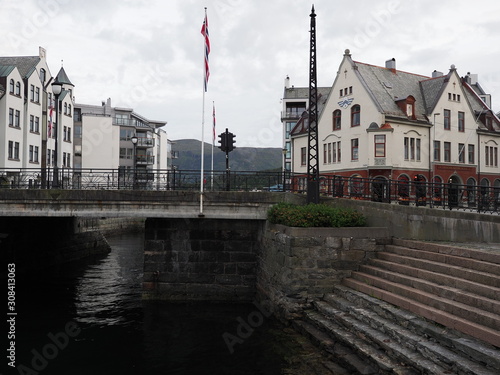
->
[[256, 223, 391, 320], [143, 218, 263, 302]]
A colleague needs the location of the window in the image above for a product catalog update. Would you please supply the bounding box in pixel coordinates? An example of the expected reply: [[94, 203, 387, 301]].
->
[[458, 143, 465, 163], [337, 141, 341, 162], [468, 144, 475, 164], [351, 138, 359, 161], [285, 122, 294, 139], [9, 142, 20, 160], [35, 87, 40, 103], [332, 110, 341, 130], [328, 143, 332, 163], [30, 85, 34, 101], [332, 142, 337, 163], [434, 141, 440, 161], [323, 144, 327, 164], [485, 146, 498, 167], [351, 105, 360, 127], [15, 82, 20, 96], [9, 108, 14, 126], [9, 79, 14, 94], [15, 110, 20, 128], [300, 147, 306, 166], [444, 109, 451, 130], [406, 103, 413, 117], [74, 125, 82, 139], [34, 117, 39, 133], [349, 86, 353, 94], [458, 111, 465, 132], [374, 135, 386, 157], [444, 142, 451, 162], [30, 115, 34, 132], [40, 68, 46, 83], [64, 103, 68, 115], [404, 137, 420, 161], [29, 145, 39, 163]]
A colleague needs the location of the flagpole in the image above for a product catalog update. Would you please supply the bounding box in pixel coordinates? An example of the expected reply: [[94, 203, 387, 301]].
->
[[211, 101, 215, 190], [199, 7, 209, 216]]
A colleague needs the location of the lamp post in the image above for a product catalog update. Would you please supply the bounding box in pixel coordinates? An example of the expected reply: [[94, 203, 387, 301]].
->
[[51, 79, 63, 188], [282, 148, 287, 192], [131, 134, 138, 189]]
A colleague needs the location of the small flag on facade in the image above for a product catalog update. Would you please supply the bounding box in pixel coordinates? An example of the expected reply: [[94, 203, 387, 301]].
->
[[201, 10, 210, 92]]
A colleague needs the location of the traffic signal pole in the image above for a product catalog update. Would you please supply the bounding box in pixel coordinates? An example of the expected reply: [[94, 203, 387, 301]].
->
[[217, 128, 236, 191]]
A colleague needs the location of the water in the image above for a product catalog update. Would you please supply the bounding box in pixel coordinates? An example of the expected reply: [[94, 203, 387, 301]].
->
[[12, 234, 315, 375]]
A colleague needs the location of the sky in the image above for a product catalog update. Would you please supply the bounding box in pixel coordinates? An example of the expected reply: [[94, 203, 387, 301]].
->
[[2, 0, 500, 148]]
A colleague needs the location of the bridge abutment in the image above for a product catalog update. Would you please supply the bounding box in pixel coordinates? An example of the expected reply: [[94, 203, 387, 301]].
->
[[143, 218, 264, 302]]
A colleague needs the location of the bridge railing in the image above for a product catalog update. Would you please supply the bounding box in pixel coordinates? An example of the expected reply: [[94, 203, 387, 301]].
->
[[0, 168, 285, 193]]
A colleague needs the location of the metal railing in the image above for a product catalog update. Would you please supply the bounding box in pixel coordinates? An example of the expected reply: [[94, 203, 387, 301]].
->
[[289, 174, 500, 214], [1, 168, 498, 214], [0, 168, 285, 193]]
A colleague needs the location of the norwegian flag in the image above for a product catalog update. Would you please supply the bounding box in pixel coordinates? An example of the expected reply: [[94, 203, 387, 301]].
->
[[201, 11, 210, 92], [48, 100, 54, 138]]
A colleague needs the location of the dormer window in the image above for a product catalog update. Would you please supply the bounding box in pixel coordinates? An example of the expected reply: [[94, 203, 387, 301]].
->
[[396, 95, 416, 119]]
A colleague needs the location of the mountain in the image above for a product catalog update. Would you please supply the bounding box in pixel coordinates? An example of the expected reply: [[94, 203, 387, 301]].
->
[[171, 139, 282, 171]]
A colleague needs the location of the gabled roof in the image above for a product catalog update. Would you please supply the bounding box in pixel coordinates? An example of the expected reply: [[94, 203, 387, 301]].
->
[[353, 60, 431, 121], [420, 75, 447, 114], [0, 56, 40, 79]]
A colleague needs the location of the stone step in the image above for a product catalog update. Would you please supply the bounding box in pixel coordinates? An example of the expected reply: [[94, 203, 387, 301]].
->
[[300, 311, 421, 374], [315, 297, 500, 375], [369, 258, 500, 301], [342, 277, 500, 348], [356, 265, 500, 316], [392, 239, 500, 265], [331, 285, 500, 372], [378, 252, 500, 288], [385, 244, 500, 276]]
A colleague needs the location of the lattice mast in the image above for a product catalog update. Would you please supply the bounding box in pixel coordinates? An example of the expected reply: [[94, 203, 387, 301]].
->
[[307, 5, 320, 204]]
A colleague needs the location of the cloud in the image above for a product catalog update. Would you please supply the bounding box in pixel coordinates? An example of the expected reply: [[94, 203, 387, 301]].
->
[[1, 0, 499, 147]]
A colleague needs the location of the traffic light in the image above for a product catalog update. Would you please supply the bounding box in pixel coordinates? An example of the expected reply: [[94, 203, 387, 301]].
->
[[227, 132, 236, 152], [218, 132, 227, 152]]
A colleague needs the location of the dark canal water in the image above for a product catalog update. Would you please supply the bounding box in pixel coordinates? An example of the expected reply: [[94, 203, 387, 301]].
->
[[11, 233, 325, 375]]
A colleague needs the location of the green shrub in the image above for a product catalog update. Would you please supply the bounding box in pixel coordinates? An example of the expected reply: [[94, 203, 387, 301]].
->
[[267, 203, 366, 228]]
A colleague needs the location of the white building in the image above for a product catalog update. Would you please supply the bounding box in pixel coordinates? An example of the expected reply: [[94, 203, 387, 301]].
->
[[74, 99, 169, 187], [0, 47, 74, 187], [290, 50, 500, 200]]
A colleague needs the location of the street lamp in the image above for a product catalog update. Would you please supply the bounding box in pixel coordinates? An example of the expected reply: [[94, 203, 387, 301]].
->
[[282, 148, 287, 192], [131, 134, 138, 189], [51, 78, 63, 188]]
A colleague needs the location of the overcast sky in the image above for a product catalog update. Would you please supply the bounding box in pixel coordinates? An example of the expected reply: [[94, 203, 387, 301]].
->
[[2, 0, 500, 148]]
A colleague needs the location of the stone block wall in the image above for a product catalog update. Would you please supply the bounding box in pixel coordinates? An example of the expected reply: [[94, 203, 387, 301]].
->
[[143, 218, 264, 302], [256, 223, 390, 320]]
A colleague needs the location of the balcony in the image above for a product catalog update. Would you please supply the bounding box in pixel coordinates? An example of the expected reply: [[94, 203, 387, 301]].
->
[[135, 137, 155, 147], [136, 155, 155, 165]]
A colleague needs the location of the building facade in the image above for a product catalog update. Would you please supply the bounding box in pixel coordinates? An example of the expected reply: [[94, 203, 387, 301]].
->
[[74, 99, 169, 187], [0, 47, 74, 187], [290, 50, 500, 201]]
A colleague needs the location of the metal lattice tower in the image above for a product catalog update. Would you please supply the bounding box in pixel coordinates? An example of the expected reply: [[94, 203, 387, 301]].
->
[[307, 5, 319, 204]]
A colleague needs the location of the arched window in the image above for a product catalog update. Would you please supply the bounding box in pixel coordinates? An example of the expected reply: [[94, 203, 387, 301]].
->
[[64, 102, 68, 115], [15, 82, 20, 96], [351, 105, 360, 127], [9, 79, 14, 94], [332, 110, 341, 130], [68, 104, 72, 116], [466, 178, 476, 206]]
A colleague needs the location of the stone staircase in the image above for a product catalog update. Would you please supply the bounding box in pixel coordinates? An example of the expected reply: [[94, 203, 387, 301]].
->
[[295, 239, 500, 374]]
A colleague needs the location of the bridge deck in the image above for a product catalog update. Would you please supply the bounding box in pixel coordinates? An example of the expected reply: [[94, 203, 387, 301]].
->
[[0, 190, 304, 219]]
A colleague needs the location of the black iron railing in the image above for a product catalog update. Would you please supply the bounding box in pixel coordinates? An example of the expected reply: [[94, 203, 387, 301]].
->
[[1, 168, 498, 214]]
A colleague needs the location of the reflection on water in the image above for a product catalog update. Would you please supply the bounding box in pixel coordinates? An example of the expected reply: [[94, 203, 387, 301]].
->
[[14, 233, 310, 375]]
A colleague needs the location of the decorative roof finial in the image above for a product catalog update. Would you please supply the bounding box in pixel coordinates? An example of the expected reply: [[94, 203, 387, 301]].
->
[[310, 5, 316, 17]]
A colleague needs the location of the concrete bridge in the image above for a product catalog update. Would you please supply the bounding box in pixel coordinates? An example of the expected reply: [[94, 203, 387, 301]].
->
[[0, 189, 304, 219]]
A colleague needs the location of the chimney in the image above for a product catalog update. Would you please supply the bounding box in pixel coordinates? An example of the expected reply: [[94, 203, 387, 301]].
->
[[432, 70, 443, 78], [385, 58, 396, 71], [284, 75, 290, 89]]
